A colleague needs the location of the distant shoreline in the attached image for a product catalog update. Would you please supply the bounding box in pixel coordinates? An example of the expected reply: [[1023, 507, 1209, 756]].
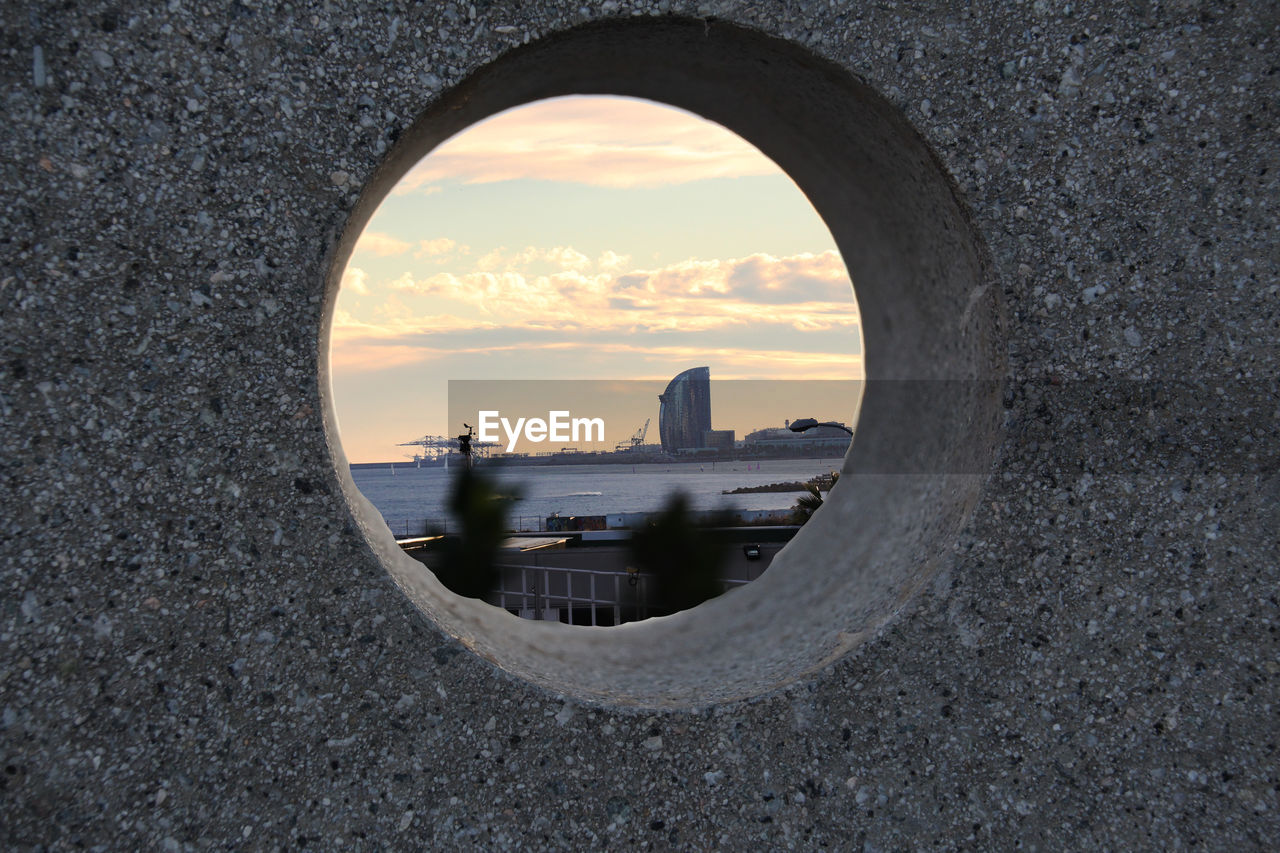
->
[[349, 455, 846, 471]]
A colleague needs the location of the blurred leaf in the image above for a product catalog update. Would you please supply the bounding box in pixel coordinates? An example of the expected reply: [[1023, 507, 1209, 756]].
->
[[627, 492, 729, 613], [432, 467, 521, 600]]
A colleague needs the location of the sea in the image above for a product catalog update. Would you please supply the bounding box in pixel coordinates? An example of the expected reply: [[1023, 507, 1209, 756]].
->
[[351, 457, 844, 537]]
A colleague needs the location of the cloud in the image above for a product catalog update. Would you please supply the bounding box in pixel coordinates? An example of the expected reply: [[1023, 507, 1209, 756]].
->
[[597, 250, 631, 271], [345, 249, 857, 345], [586, 342, 862, 377], [725, 253, 854, 304], [393, 95, 781, 193], [474, 245, 595, 273], [353, 231, 412, 257], [544, 246, 592, 271], [329, 306, 503, 372], [341, 266, 369, 295], [331, 328, 861, 378], [414, 237, 458, 258], [609, 251, 854, 307], [391, 268, 618, 323], [353, 233, 461, 262]]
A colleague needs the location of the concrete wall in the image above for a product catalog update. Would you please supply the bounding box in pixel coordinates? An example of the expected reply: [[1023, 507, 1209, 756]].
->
[[3, 1, 1277, 848]]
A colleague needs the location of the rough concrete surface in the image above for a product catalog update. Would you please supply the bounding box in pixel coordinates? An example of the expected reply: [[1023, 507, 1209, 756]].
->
[[2, 0, 1277, 849]]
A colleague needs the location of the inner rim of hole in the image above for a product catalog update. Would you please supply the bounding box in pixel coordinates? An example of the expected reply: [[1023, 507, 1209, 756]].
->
[[320, 17, 1002, 708]]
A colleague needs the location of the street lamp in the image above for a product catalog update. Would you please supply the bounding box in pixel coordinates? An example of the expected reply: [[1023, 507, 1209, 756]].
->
[[788, 417, 853, 436]]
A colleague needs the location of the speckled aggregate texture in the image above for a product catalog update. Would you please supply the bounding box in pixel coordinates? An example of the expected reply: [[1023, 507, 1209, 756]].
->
[[2, 0, 1278, 849]]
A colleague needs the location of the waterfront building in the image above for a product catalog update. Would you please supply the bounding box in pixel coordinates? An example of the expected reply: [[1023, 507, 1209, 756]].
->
[[657, 366, 712, 454], [702, 429, 736, 450], [743, 421, 852, 455]]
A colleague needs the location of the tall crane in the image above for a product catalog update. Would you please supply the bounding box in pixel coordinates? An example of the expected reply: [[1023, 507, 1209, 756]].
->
[[615, 417, 650, 452], [397, 434, 497, 461]]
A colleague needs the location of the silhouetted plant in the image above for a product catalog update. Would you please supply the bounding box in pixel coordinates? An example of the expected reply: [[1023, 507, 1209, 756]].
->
[[431, 467, 521, 600], [627, 493, 731, 613], [791, 471, 839, 524]]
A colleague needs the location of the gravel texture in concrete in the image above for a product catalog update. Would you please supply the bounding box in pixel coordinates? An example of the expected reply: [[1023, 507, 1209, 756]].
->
[[2, 0, 1277, 848]]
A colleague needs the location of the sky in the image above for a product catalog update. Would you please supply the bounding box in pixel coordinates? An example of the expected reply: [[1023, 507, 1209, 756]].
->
[[330, 96, 863, 462]]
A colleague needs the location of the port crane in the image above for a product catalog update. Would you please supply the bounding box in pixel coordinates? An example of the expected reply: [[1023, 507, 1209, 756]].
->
[[397, 434, 498, 461], [615, 417, 650, 452]]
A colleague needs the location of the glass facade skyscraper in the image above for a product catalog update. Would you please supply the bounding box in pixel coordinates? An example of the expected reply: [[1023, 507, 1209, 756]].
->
[[658, 366, 712, 454]]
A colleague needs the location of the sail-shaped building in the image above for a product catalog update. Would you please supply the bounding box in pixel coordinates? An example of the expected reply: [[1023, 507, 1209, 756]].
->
[[657, 366, 712, 454]]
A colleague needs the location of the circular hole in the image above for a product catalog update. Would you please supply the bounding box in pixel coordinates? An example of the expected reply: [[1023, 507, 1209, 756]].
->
[[321, 18, 1003, 708], [330, 93, 863, 623]]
